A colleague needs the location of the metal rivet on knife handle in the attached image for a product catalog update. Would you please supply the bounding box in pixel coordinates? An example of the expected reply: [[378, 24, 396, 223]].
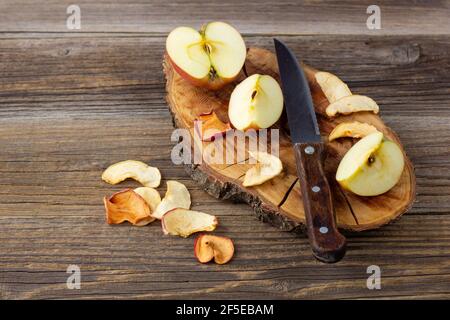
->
[[319, 227, 329, 234], [305, 146, 315, 154]]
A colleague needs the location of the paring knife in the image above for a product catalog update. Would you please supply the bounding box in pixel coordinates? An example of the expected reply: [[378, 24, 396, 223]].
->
[[274, 39, 346, 263]]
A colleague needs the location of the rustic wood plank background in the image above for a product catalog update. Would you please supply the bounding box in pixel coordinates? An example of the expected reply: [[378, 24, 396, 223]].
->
[[0, 0, 449, 299]]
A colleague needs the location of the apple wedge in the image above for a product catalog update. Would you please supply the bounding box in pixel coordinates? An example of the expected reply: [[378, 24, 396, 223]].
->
[[228, 74, 284, 131], [243, 151, 283, 187], [328, 121, 379, 141], [315, 71, 352, 103], [166, 22, 246, 90], [151, 181, 191, 219], [326, 95, 379, 117], [336, 132, 405, 196], [194, 234, 234, 264], [161, 208, 218, 238]]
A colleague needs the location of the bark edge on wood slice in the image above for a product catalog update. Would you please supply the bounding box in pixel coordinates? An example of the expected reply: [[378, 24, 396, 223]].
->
[[163, 47, 416, 232]]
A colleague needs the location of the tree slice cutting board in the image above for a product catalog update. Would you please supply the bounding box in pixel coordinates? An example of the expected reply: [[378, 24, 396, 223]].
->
[[163, 47, 416, 232]]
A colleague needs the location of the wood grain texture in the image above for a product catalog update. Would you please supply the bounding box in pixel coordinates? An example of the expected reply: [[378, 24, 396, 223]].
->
[[164, 47, 415, 233], [0, 0, 449, 35], [0, 30, 449, 299]]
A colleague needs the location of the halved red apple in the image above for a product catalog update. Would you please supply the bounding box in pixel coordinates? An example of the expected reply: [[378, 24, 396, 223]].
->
[[194, 234, 234, 264], [166, 22, 246, 90]]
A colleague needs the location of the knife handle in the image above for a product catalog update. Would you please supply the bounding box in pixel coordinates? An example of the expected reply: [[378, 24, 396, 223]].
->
[[294, 142, 346, 263]]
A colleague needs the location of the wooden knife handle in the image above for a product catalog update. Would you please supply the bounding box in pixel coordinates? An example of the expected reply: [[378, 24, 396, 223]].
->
[[294, 142, 346, 263]]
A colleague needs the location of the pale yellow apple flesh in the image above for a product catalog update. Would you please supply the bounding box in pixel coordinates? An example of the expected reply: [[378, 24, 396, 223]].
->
[[328, 121, 379, 141], [326, 94, 380, 117], [336, 132, 405, 196], [166, 22, 246, 90], [315, 71, 352, 103], [242, 151, 283, 187], [228, 74, 284, 131]]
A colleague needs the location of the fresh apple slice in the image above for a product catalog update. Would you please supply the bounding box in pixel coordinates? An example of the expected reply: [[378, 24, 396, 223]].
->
[[166, 22, 246, 90], [326, 95, 379, 117], [315, 71, 352, 103], [228, 74, 284, 131], [194, 234, 234, 264], [336, 132, 405, 196], [151, 181, 191, 219], [102, 160, 161, 188], [242, 151, 283, 187], [133, 187, 161, 212], [328, 121, 379, 141], [104, 189, 154, 226], [161, 208, 218, 238], [195, 111, 232, 141]]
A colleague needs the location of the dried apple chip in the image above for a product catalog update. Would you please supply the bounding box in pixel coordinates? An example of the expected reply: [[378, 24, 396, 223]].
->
[[315, 71, 352, 103], [104, 189, 155, 226], [326, 95, 379, 117], [242, 151, 283, 187], [134, 187, 161, 212], [329, 121, 379, 141], [195, 111, 231, 141], [194, 234, 234, 264], [102, 160, 161, 188], [161, 208, 218, 238], [152, 181, 191, 219]]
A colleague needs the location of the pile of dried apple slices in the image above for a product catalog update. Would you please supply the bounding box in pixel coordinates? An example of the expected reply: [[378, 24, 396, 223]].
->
[[102, 160, 234, 265]]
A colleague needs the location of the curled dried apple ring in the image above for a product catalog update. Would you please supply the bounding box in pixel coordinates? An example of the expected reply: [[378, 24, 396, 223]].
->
[[315, 71, 352, 103], [195, 111, 231, 141], [243, 151, 283, 187], [152, 181, 191, 219], [162, 208, 218, 238], [329, 121, 379, 141], [134, 187, 161, 212], [326, 95, 379, 117], [194, 234, 234, 265], [104, 189, 154, 226], [102, 160, 161, 188]]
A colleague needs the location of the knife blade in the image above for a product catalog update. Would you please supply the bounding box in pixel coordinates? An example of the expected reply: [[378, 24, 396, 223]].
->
[[274, 39, 346, 263]]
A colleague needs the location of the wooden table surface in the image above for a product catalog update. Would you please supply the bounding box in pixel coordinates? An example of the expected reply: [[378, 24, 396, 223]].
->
[[0, 0, 449, 299]]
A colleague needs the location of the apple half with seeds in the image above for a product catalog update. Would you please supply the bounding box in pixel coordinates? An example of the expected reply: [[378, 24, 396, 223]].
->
[[166, 22, 246, 90], [228, 74, 284, 131], [336, 131, 405, 196]]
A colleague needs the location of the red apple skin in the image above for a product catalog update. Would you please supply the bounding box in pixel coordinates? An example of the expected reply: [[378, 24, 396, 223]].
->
[[167, 53, 238, 91]]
